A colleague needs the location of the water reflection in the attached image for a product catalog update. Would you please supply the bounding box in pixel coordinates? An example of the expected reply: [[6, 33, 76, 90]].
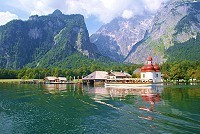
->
[[43, 84, 67, 91], [43, 84, 163, 97], [1, 83, 199, 133], [85, 85, 163, 100], [42, 84, 84, 95], [42, 84, 163, 115], [84, 85, 163, 121], [138, 91, 161, 121]]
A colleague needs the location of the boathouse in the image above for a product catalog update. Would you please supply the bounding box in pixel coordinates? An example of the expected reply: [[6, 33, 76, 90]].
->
[[82, 71, 132, 85], [140, 56, 162, 83], [44, 76, 58, 83], [44, 76, 67, 83], [82, 71, 108, 85], [58, 77, 67, 82]]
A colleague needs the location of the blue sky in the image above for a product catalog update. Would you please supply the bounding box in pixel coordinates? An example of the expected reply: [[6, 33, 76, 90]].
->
[[0, 0, 168, 35]]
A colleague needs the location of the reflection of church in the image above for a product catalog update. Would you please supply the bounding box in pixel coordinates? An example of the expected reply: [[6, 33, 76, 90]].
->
[[139, 92, 161, 112], [85, 85, 163, 121], [142, 93, 161, 103]]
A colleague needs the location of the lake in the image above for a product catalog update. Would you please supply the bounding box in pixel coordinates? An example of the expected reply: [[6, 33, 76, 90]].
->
[[0, 83, 199, 133]]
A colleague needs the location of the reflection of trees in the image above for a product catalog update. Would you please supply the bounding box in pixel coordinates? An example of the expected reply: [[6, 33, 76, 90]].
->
[[162, 86, 200, 101], [161, 86, 200, 113]]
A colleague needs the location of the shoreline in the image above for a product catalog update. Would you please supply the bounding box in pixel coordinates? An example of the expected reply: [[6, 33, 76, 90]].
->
[[0, 79, 82, 84], [0, 79, 199, 85], [0, 79, 42, 83]]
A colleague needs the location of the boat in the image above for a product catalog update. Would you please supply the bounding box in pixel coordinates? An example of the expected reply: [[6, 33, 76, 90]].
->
[[104, 78, 154, 87]]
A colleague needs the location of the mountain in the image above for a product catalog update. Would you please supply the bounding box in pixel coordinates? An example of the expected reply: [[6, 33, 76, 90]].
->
[[125, 0, 200, 63], [91, 0, 200, 64], [0, 10, 102, 69], [90, 14, 154, 62]]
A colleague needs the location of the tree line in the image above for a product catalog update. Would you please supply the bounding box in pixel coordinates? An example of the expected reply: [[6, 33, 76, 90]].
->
[[0, 61, 199, 82], [160, 61, 200, 82], [0, 63, 141, 79]]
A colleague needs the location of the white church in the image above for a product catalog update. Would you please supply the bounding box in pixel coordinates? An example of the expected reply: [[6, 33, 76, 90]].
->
[[140, 56, 162, 83]]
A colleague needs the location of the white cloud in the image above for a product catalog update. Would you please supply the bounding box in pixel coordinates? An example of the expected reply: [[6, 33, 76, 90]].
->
[[30, 1, 53, 16], [143, 0, 166, 11], [0, 11, 19, 25], [122, 10, 133, 19], [63, 0, 167, 22], [3, 0, 168, 24]]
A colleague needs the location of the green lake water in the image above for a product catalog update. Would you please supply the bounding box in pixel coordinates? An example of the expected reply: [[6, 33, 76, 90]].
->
[[0, 83, 199, 134]]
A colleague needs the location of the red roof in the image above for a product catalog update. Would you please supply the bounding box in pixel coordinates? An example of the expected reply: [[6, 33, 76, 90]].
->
[[141, 56, 160, 72], [141, 64, 155, 72]]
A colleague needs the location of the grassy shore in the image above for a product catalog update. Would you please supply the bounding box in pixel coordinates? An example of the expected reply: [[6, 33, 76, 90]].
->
[[0, 79, 82, 83], [0, 79, 43, 83], [0, 79, 21, 83]]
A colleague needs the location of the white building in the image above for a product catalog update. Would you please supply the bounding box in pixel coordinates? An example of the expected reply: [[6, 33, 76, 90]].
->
[[140, 56, 162, 83]]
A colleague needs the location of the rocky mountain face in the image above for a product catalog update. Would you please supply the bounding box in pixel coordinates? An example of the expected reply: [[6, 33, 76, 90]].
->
[[125, 0, 200, 64], [91, 0, 200, 64], [0, 10, 99, 69], [90, 14, 154, 62], [0, 0, 199, 69]]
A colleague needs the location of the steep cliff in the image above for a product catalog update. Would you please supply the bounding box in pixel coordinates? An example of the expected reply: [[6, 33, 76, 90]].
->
[[0, 10, 100, 69]]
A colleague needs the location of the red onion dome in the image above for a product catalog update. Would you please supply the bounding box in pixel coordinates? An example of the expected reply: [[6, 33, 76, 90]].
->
[[141, 66, 146, 72], [154, 64, 160, 72], [141, 64, 155, 72]]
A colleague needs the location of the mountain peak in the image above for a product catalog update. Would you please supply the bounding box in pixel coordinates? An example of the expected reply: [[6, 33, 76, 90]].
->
[[52, 9, 63, 15]]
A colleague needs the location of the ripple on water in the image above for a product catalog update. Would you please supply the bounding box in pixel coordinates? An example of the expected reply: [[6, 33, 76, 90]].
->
[[0, 84, 200, 133]]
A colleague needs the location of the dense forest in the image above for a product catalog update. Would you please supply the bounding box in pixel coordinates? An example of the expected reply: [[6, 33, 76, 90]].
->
[[160, 61, 200, 81], [0, 60, 199, 82], [0, 59, 140, 80]]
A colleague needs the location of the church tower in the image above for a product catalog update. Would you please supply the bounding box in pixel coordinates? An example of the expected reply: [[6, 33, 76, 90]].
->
[[140, 56, 162, 83]]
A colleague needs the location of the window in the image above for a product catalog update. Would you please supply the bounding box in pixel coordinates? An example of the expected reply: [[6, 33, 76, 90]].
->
[[156, 74, 158, 77], [143, 74, 145, 78]]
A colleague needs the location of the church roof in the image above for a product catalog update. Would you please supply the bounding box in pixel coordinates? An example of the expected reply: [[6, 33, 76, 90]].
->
[[141, 56, 160, 72]]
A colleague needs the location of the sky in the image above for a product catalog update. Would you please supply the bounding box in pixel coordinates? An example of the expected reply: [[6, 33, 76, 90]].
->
[[0, 0, 168, 35]]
